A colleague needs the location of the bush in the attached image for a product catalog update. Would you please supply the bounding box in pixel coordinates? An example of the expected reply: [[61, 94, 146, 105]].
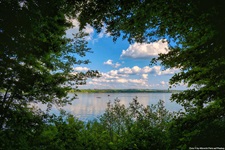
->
[[2, 98, 177, 149]]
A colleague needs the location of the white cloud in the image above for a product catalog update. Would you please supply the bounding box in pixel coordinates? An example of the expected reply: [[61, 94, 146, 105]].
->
[[87, 77, 149, 89], [83, 24, 94, 40], [66, 19, 111, 43], [80, 69, 151, 89], [132, 66, 141, 74], [108, 70, 118, 76], [160, 81, 170, 87], [118, 67, 133, 74], [73, 67, 89, 72], [98, 26, 110, 38], [116, 78, 128, 83], [118, 66, 162, 75], [103, 59, 113, 65], [141, 66, 180, 75], [142, 66, 153, 73], [142, 74, 148, 79], [77, 65, 181, 89], [120, 39, 169, 59], [114, 62, 121, 68], [141, 66, 161, 74], [66, 19, 94, 41], [103, 59, 121, 68], [161, 81, 166, 85], [158, 68, 180, 75], [160, 81, 167, 85]]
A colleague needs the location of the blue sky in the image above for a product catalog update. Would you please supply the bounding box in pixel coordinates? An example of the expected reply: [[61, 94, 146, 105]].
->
[[66, 20, 186, 90]]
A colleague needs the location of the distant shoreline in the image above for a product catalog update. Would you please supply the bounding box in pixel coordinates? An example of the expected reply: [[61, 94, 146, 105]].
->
[[72, 89, 182, 93]]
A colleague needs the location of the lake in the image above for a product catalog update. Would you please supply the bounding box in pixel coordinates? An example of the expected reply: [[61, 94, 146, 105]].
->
[[48, 93, 182, 122]]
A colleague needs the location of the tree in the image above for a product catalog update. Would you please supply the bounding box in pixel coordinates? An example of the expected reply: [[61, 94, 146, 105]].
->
[[98, 98, 173, 149], [0, 105, 47, 149], [0, 0, 99, 131], [77, 0, 225, 147]]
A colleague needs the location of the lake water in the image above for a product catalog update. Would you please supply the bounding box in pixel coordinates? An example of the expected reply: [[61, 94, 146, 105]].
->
[[49, 93, 182, 122]]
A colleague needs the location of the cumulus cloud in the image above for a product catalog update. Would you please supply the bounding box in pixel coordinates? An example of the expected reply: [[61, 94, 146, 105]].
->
[[103, 59, 113, 65], [83, 24, 94, 40], [117, 66, 142, 75], [73, 67, 90, 72], [103, 59, 121, 68], [114, 63, 121, 68], [141, 66, 161, 74], [132, 66, 141, 74], [98, 26, 111, 38], [77, 65, 180, 89], [120, 39, 169, 59], [65, 19, 94, 41], [160, 81, 169, 86], [112, 65, 180, 76], [66, 19, 111, 43], [108, 70, 118, 76], [142, 74, 148, 79], [80, 68, 151, 89], [117, 66, 160, 75], [158, 68, 180, 75], [88, 77, 149, 89], [118, 67, 133, 74], [116, 78, 128, 83]]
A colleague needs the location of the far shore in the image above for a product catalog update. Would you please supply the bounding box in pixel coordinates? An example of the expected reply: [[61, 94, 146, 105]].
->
[[71, 89, 182, 93]]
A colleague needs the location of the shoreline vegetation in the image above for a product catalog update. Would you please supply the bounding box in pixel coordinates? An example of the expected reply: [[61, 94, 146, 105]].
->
[[72, 89, 182, 93]]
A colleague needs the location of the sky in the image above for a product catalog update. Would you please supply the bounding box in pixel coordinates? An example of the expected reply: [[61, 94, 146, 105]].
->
[[66, 20, 186, 90]]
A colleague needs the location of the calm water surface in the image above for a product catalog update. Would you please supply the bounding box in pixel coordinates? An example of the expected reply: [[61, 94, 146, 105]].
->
[[53, 93, 182, 122]]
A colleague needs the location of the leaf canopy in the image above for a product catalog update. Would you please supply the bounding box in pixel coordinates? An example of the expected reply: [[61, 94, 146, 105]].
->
[[0, 0, 100, 129]]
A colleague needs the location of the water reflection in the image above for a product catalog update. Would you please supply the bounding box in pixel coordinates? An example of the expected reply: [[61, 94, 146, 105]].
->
[[59, 93, 182, 121], [32, 93, 182, 121]]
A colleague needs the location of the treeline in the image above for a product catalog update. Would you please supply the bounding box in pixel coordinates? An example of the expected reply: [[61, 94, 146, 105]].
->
[[75, 89, 181, 93], [1, 98, 224, 149]]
